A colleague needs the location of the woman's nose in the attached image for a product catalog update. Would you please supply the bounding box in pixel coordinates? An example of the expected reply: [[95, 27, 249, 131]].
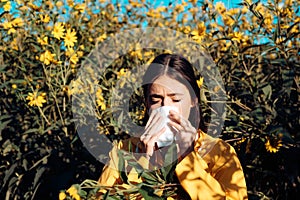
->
[[162, 98, 172, 106]]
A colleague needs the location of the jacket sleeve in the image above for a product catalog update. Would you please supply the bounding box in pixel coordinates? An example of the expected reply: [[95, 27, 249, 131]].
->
[[98, 139, 148, 186], [175, 139, 248, 200], [98, 145, 120, 186]]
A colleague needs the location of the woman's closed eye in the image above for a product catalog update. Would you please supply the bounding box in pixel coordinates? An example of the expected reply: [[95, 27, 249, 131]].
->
[[172, 99, 181, 102], [150, 98, 181, 104], [150, 98, 160, 104]]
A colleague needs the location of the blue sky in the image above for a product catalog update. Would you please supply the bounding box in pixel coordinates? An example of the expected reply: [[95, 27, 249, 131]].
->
[[155, 0, 243, 8], [2, 0, 244, 15]]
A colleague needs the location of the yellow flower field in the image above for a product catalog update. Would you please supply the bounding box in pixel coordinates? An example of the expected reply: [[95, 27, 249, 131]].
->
[[0, 0, 299, 199]]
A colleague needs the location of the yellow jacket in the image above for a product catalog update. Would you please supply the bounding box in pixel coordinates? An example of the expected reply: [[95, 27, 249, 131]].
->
[[99, 131, 248, 199]]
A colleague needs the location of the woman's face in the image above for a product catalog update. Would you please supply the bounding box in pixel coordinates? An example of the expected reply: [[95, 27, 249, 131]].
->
[[146, 75, 195, 120]]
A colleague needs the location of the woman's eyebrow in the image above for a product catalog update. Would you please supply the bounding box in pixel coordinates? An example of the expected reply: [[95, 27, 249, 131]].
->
[[150, 93, 184, 98], [167, 93, 184, 96], [149, 94, 163, 98]]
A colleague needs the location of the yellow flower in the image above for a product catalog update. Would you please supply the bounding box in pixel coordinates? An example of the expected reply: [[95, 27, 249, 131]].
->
[[134, 107, 145, 121], [215, 2, 226, 14], [237, 137, 246, 144], [67, 0, 74, 7], [70, 53, 79, 64], [56, 1, 63, 8], [74, 3, 85, 13], [2, 21, 15, 34], [37, 36, 48, 46], [58, 192, 66, 200], [117, 68, 127, 78], [27, 2, 41, 11], [64, 28, 77, 48], [229, 32, 244, 43], [228, 8, 240, 15], [130, 50, 143, 60], [40, 50, 56, 65], [241, 6, 248, 14], [66, 48, 79, 65], [154, 188, 164, 197], [45, 0, 54, 9], [265, 137, 282, 153], [164, 49, 173, 54], [174, 4, 184, 13], [12, 18, 24, 27], [129, 0, 142, 8], [197, 77, 204, 88], [191, 22, 206, 42], [26, 91, 47, 107], [289, 25, 298, 34], [39, 14, 51, 23], [97, 33, 107, 42], [96, 88, 106, 110], [264, 13, 273, 31], [276, 37, 284, 44], [189, 0, 197, 4], [181, 25, 191, 34], [146, 9, 161, 18], [67, 186, 81, 200], [77, 50, 84, 57], [4, 1, 11, 11], [69, 78, 84, 95], [2, 21, 11, 29], [156, 6, 167, 13], [223, 13, 235, 27], [10, 37, 19, 50], [12, 84, 17, 89], [254, 2, 263, 13], [117, 68, 132, 88], [52, 22, 65, 40], [79, 45, 84, 50]]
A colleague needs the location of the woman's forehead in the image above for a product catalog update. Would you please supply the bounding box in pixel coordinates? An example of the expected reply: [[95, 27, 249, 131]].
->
[[149, 75, 189, 94]]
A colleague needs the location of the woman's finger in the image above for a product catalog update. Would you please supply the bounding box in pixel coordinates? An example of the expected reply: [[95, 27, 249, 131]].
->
[[141, 114, 163, 140], [145, 109, 159, 129], [169, 110, 184, 124], [142, 125, 166, 146], [169, 110, 192, 130], [143, 127, 166, 156]]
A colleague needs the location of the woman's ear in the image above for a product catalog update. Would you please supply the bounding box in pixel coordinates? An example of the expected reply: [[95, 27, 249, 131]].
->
[[191, 97, 198, 108]]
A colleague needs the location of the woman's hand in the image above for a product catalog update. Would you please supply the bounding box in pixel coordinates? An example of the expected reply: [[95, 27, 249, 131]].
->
[[140, 109, 197, 161], [140, 111, 166, 157], [168, 110, 197, 159]]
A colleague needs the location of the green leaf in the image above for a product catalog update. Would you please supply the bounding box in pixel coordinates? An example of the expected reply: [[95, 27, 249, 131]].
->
[[281, 69, 294, 96], [161, 143, 178, 182], [117, 149, 128, 184], [33, 167, 46, 189], [262, 85, 272, 101], [23, 128, 42, 135], [140, 171, 159, 185], [2, 162, 18, 191], [78, 189, 87, 197], [0, 117, 12, 134], [138, 186, 158, 200]]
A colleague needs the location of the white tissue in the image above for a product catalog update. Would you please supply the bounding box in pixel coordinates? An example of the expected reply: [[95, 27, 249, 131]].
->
[[150, 106, 178, 148]]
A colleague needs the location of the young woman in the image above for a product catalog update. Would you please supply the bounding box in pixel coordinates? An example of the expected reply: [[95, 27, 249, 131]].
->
[[99, 53, 248, 199]]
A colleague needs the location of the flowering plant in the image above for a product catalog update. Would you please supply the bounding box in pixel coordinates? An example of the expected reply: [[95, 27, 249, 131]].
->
[[0, 0, 299, 199]]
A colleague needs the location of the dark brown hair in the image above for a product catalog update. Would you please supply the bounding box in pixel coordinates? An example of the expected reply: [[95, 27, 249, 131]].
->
[[142, 53, 206, 132]]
